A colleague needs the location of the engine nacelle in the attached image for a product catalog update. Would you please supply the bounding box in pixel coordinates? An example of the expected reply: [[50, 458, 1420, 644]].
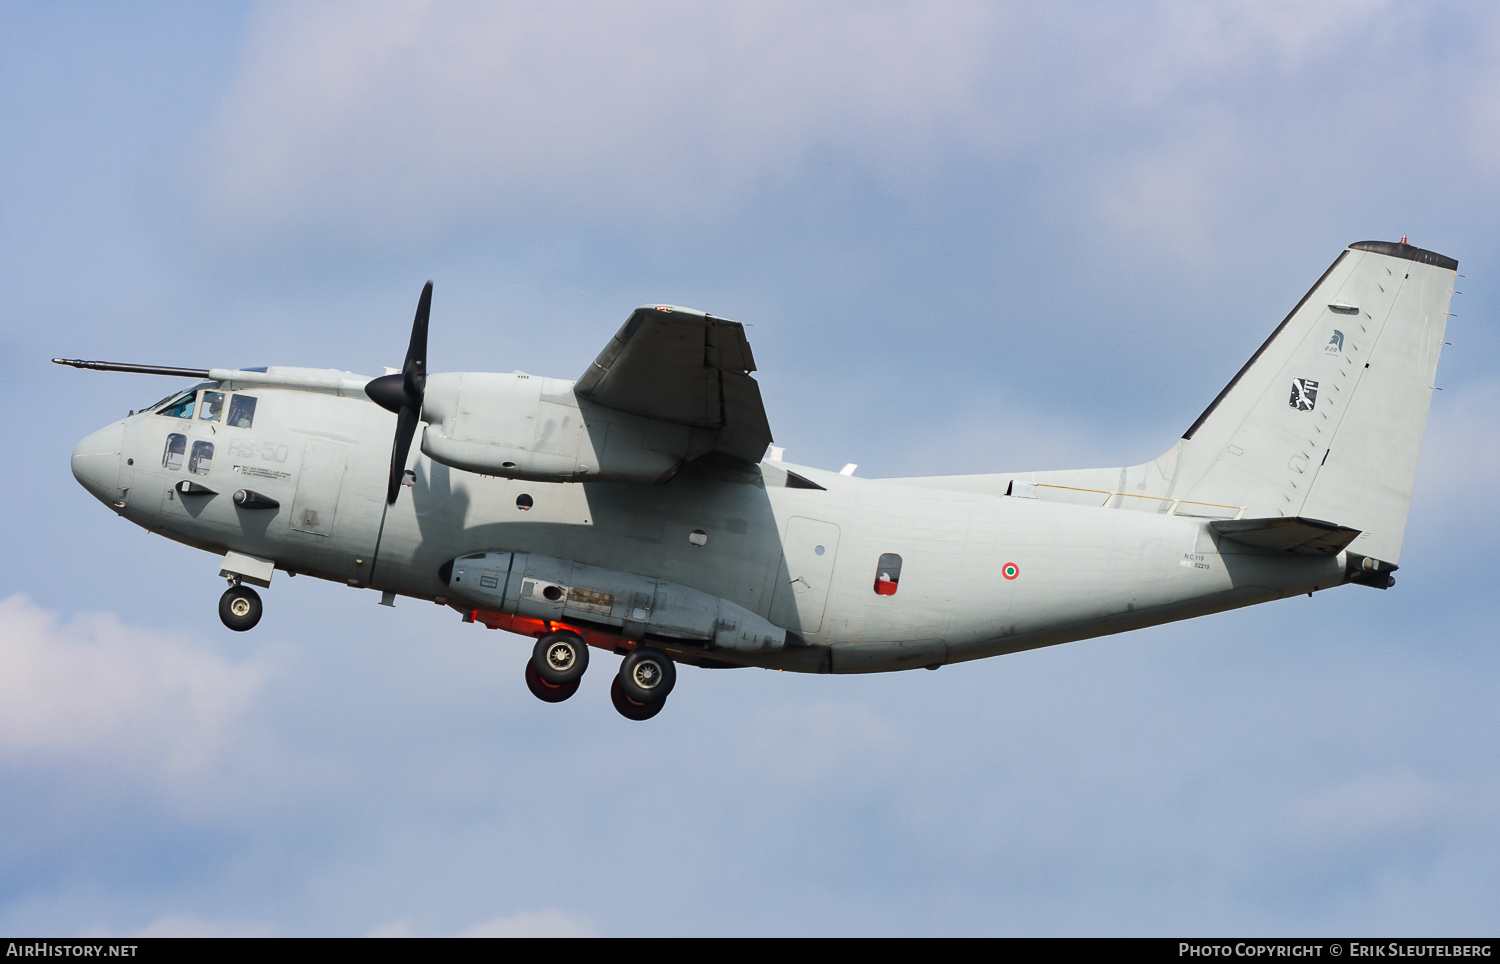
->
[[444, 551, 788, 652], [419, 372, 714, 483]]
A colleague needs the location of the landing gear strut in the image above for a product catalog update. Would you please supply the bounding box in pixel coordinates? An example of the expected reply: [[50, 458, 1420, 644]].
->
[[610, 646, 675, 721], [525, 630, 588, 703], [218, 584, 262, 632]]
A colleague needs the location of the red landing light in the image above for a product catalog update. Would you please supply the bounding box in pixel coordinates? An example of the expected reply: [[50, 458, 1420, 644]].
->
[[467, 608, 633, 651]]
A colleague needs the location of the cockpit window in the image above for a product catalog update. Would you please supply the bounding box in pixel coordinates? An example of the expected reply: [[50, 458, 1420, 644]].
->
[[199, 391, 224, 422], [158, 393, 195, 419], [143, 391, 179, 413], [227, 394, 257, 429], [162, 433, 186, 470], [189, 440, 214, 476]]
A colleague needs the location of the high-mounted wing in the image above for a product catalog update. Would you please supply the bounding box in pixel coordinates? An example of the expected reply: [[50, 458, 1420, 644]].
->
[[575, 305, 773, 463]]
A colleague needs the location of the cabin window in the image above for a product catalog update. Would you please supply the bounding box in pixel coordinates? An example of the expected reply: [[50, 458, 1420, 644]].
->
[[158, 393, 195, 419], [199, 391, 224, 422], [227, 394, 257, 428], [873, 552, 902, 596], [516, 494, 533, 511], [189, 440, 214, 476], [162, 433, 186, 470]]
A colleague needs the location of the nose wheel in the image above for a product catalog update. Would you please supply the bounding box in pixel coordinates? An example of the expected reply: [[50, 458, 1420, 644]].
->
[[218, 584, 263, 632]]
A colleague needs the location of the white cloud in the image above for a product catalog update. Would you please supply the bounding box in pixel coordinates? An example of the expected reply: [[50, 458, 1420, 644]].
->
[[1095, 114, 1241, 264], [200, 0, 998, 238], [1466, 16, 1500, 183], [739, 702, 897, 783], [1294, 771, 1451, 845], [455, 910, 599, 938], [0, 594, 269, 773], [196, 1, 1399, 244], [130, 916, 276, 938], [1412, 378, 1500, 509], [368, 909, 599, 937]]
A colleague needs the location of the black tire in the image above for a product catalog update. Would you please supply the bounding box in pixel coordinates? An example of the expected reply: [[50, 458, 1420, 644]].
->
[[218, 585, 263, 632], [526, 661, 580, 703], [617, 646, 676, 704], [610, 675, 665, 721], [532, 631, 589, 685]]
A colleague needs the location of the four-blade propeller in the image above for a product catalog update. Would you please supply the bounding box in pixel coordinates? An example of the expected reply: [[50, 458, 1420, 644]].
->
[[365, 282, 432, 504]]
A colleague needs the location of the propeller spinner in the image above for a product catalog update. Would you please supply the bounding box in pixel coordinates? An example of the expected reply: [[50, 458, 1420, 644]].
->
[[365, 282, 432, 504]]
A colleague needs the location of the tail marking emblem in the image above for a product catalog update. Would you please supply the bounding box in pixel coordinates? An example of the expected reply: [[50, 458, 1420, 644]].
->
[[1290, 378, 1319, 412]]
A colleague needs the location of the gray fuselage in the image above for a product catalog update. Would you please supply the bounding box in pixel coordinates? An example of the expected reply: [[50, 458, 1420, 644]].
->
[[72, 377, 1342, 674]]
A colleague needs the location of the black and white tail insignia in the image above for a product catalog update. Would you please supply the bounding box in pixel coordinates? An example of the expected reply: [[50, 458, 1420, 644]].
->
[[1290, 378, 1318, 412]]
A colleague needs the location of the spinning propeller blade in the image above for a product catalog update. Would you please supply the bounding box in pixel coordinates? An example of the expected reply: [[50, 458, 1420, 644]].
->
[[365, 282, 432, 504]]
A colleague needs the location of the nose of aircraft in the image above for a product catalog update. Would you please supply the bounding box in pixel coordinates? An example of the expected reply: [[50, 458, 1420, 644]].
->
[[71, 421, 125, 505]]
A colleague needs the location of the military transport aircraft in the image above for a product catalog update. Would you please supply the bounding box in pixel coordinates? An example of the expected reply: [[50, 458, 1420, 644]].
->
[[61, 239, 1456, 720]]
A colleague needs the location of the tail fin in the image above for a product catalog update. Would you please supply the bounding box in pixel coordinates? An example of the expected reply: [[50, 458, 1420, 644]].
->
[[1174, 240, 1456, 564]]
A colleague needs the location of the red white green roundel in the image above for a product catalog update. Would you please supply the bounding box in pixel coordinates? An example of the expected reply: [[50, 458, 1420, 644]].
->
[[1002, 562, 1020, 580]]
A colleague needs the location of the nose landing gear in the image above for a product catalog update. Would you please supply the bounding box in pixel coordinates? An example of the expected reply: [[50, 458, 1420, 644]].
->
[[218, 584, 263, 632]]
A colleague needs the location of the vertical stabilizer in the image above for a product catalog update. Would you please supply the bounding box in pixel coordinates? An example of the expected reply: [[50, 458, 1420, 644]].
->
[[1175, 241, 1456, 563]]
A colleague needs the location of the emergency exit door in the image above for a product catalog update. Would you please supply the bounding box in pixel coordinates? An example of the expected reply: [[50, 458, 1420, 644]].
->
[[289, 440, 347, 535]]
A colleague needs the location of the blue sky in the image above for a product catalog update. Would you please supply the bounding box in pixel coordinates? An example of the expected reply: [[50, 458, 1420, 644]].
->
[[1, 1, 1497, 936]]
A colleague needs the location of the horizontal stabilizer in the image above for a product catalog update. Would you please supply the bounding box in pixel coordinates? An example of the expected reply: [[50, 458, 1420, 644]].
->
[[1210, 516, 1360, 554]]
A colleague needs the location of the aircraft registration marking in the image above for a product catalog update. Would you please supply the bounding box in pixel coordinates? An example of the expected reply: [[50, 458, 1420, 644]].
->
[[1180, 553, 1210, 570], [228, 438, 290, 462]]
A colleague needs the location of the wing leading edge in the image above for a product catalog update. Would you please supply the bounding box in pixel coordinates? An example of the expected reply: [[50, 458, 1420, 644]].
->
[[575, 305, 773, 463]]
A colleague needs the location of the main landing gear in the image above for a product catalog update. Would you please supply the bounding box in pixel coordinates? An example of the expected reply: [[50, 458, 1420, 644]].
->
[[608, 646, 676, 720], [218, 583, 263, 632], [521, 634, 677, 720], [524, 631, 588, 702]]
